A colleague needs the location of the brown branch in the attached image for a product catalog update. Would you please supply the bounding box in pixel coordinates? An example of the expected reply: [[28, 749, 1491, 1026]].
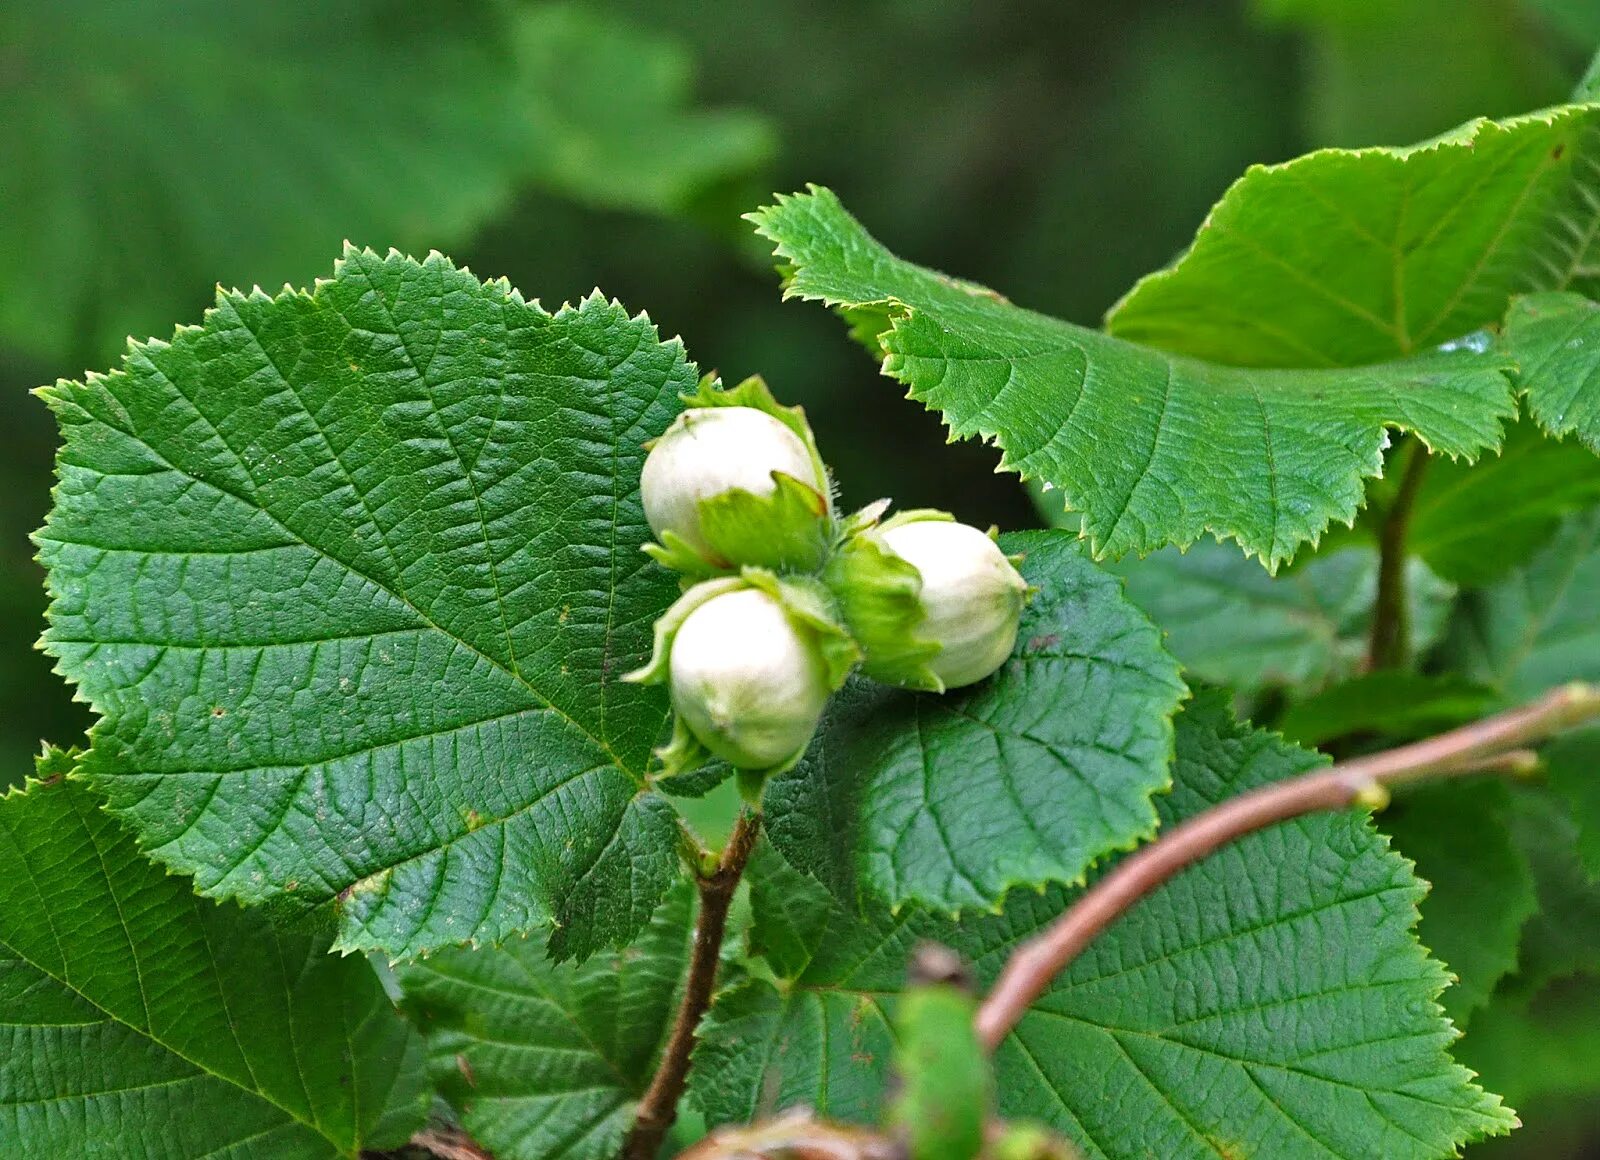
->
[[626, 808, 764, 1160], [408, 1125, 495, 1160], [1367, 439, 1431, 671], [673, 1109, 900, 1160], [974, 683, 1600, 1051]]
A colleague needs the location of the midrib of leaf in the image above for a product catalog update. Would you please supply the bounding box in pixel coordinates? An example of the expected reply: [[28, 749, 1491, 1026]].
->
[[0, 824, 342, 1153], [60, 322, 641, 787], [343, 261, 524, 681]]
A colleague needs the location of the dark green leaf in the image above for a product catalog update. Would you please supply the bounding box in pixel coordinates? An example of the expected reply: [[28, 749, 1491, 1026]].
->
[[1276, 671, 1496, 747], [37, 248, 693, 961], [751, 186, 1517, 570], [396, 883, 694, 1160], [1457, 973, 1600, 1117], [1113, 542, 1453, 695], [698, 693, 1513, 1159], [0, 774, 427, 1157], [764, 530, 1187, 913], [1409, 419, 1600, 586], [1447, 506, 1600, 698], [1545, 726, 1600, 879], [1105, 106, 1600, 368], [1381, 782, 1538, 1025], [1503, 788, 1600, 995], [2, 0, 771, 364]]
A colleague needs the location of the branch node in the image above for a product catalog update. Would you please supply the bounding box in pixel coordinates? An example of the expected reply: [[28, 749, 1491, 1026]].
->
[[1350, 779, 1390, 811]]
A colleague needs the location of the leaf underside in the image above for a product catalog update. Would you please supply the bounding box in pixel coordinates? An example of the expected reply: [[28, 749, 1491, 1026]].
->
[[763, 530, 1187, 914], [0, 775, 427, 1158], [694, 693, 1514, 1160], [38, 247, 693, 962], [751, 186, 1518, 570]]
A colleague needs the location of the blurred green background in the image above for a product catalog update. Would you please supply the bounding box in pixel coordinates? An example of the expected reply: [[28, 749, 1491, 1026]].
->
[[4, 0, 1597, 1154]]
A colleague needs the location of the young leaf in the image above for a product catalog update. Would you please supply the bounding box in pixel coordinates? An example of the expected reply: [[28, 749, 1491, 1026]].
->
[[1381, 782, 1539, 1026], [0, 773, 427, 1158], [694, 693, 1514, 1159], [2, 1, 771, 365], [1112, 542, 1453, 696], [1105, 106, 1600, 368], [763, 530, 1187, 914], [750, 186, 1516, 570], [37, 248, 693, 962], [396, 883, 694, 1160]]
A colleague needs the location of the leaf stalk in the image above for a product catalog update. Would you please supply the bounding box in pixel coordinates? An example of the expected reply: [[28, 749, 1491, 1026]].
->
[[626, 808, 764, 1159]]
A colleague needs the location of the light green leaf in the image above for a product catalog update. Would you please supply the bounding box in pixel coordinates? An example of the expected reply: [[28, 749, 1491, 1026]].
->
[[1382, 782, 1539, 1025], [888, 978, 989, 1160], [37, 247, 694, 961], [396, 883, 693, 1160], [751, 186, 1517, 570], [0, 773, 427, 1158], [695, 693, 1513, 1158], [3, 0, 771, 364], [763, 530, 1187, 914], [1105, 106, 1600, 368], [1409, 419, 1600, 586], [1502, 292, 1600, 453], [1447, 506, 1600, 698], [1113, 542, 1453, 695]]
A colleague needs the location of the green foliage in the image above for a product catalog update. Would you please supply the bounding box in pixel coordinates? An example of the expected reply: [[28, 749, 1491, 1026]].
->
[[1503, 293, 1600, 453], [1381, 783, 1539, 1024], [1275, 671, 1496, 747], [0, 771, 427, 1157], [692, 694, 1513, 1159], [1448, 507, 1600, 698], [1, 0, 770, 365], [763, 531, 1187, 913], [750, 186, 1518, 569], [397, 884, 694, 1160], [1106, 106, 1600, 368], [1111, 542, 1453, 695], [16, 12, 1600, 1154], [36, 247, 695, 963], [1409, 421, 1600, 586]]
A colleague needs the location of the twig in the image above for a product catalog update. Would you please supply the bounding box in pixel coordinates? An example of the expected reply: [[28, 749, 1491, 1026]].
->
[[673, 1109, 900, 1160], [1367, 439, 1431, 670], [974, 683, 1600, 1051], [626, 808, 764, 1160], [409, 1125, 495, 1160]]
